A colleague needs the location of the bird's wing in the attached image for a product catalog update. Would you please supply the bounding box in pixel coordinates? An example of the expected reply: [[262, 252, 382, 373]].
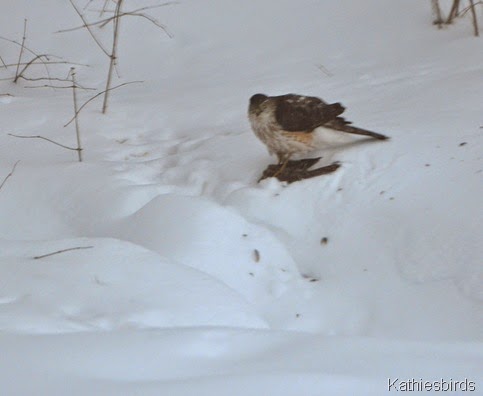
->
[[274, 94, 345, 132]]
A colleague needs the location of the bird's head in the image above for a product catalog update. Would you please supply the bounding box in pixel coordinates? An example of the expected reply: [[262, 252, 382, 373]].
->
[[249, 93, 268, 115]]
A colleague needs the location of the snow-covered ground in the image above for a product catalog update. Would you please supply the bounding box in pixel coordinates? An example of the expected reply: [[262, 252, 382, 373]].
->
[[1, 0, 482, 394]]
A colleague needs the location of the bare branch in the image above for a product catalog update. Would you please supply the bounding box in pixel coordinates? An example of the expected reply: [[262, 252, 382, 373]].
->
[[0, 55, 7, 69], [14, 19, 28, 81], [100, 0, 111, 17], [61, 0, 172, 113], [129, 2, 179, 13], [8, 133, 80, 151], [23, 84, 86, 89], [0, 161, 20, 192], [58, 3, 176, 35], [10, 75, 95, 90], [96, 2, 178, 14], [459, 1, 483, 16], [67, 0, 110, 57], [2, 60, 89, 68], [0, 36, 52, 80], [56, 18, 113, 33], [119, 12, 172, 37], [15, 54, 51, 82], [33, 246, 93, 260], [91, 1, 177, 18], [64, 80, 143, 127], [83, 0, 96, 10]]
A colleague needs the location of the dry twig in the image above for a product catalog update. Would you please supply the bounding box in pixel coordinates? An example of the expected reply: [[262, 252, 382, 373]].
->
[[0, 55, 7, 69], [33, 246, 93, 259], [64, 80, 143, 127], [8, 133, 80, 152], [14, 54, 51, 83], [2, 60, 88, 68], [0, 161, 20, 192], [100, 0, 111, 17], [68, 0, 110, 56]]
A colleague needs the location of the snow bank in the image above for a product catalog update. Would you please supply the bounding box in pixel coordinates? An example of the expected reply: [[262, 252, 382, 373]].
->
[[0, 238, 266, 333]]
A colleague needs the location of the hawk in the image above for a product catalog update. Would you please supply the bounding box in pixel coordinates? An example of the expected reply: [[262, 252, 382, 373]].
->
[[248, 93, 388, 173]]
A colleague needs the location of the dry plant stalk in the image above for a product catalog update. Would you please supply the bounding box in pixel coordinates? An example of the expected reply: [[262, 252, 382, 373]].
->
[[7, 68, 86, 162], [102, 0, 123, 114], [431, 0, 444, 27], [14, 19, 28, 82], [433, 0, 480, 36], [446, 0, 461, 23], [469, 0, 480, 36], [70, 68, 83, 161], [64, 0, 173, 113]]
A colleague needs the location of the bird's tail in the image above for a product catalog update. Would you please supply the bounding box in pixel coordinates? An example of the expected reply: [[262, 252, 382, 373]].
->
[[326, 119, 389, 140], [339, 125, 389, 140]]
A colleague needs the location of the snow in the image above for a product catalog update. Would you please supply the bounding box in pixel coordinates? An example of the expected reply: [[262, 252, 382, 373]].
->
[[1, 0, 482, 394]]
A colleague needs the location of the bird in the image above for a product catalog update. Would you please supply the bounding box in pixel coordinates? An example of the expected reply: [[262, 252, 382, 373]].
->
[[248, 93, 388, 174]]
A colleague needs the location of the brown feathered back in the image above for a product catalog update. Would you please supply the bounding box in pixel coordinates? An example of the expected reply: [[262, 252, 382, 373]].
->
[[274, 94, 345, 132]]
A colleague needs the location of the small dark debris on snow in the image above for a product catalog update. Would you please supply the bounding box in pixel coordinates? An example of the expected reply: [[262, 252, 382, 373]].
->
[[459, 142, 467, 146], [248, 272, 254, 277], [253, 249, 260, 262], [337, 187, 343, 192], [425, 164, 431, 167], [389, 197, 395, 201], [242, 234, 248, 237], [302, 274, 320, 282], [380, 190, 385, 195], [94, 276, 107, 286], [295, 313, 301, 318], [363, 269, 368, 272], [320, 237, 329, 245], [259, 157, 340, 183]]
